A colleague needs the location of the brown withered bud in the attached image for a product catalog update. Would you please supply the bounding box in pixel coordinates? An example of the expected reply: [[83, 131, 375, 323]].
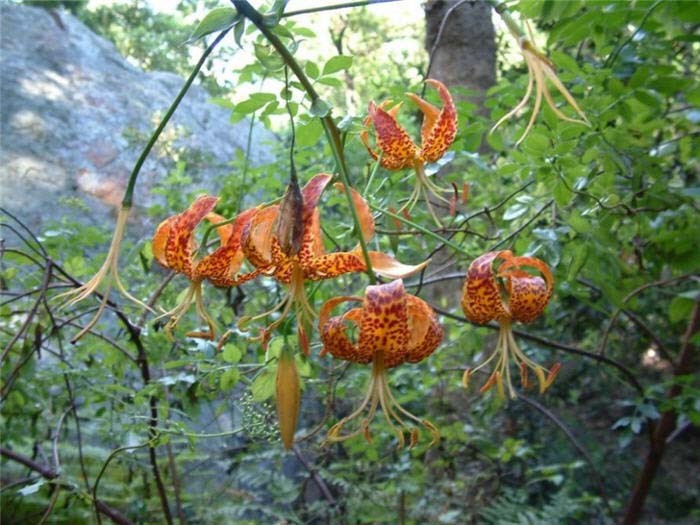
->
[[275, 178, 304, 256]]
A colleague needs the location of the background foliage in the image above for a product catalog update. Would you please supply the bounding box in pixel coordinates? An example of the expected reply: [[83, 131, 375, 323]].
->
[[2, 1, 699, 524]]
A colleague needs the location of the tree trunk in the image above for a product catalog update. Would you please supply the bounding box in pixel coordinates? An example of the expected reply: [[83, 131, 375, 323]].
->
[[424, 0, 496, 113]]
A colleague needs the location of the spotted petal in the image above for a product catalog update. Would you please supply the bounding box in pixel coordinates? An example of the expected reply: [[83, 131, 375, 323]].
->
[[368, 101, 420, 170], [498, 255, 554, 323], [418, 79, 457, 163], [195, 207, 259, 287], [153, 195, 219, 279], [405, 295, 443, 363], [461, 251, 510, 324]]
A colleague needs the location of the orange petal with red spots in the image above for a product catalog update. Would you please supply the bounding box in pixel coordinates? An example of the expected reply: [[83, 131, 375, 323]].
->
[[368, 101, 419, 170], [358, 280, 409, 369], [196, 207, 259, 287], [405, 295, 443, 364], [420, 79, 457, 163], [405, 92, 440, 147], [158, 195, 219, 279], [320, 308, 371, 364], [461, 251, 509, 324], [152, 216, 177, 268], [498, 255, 553, 323], [304, 251, 368, 281]]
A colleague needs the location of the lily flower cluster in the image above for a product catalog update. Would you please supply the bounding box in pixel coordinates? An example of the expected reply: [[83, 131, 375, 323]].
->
[[59, 70, 583, 450]]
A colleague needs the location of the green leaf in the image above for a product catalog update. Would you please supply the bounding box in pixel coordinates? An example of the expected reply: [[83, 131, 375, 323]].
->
[[233, 17, 246, 48], [295, 119, 324, 147], [669, 296, 693, 323], [322, 55, 353, 75], [254, 43, 285, 72], [309, 97, 332, 118], [187, 7, 239, 43], [220, 368, 240, 391], [305, 61, 320, 79], [234, 93, 277, 114], [251, 369, 276, 402], [221, 344, 242, 364]]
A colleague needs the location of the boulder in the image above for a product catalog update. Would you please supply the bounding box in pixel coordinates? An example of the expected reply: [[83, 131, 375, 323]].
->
[[0, 4, 274, 237]]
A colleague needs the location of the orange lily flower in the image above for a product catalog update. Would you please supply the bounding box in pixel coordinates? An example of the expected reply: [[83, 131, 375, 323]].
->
[[152, 195, 260, 340], [361, 79, 458, 224], [239, 173, 429, 353], [461, 250, 560, 399], [491, 21, 590, 145], [319, 279, 442, 448]]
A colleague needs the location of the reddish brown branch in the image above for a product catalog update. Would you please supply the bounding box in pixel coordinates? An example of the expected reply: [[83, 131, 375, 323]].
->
[[623, 299, 700, 524]]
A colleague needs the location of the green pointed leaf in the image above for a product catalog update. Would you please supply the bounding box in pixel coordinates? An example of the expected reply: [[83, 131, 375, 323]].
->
[[233, 17, 246, 48], [251, 369, 276, 402], [323, 55, 353, 75], [187, 8, 239, 43]]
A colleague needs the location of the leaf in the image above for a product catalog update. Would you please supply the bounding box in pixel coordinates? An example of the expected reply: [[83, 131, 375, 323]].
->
[[221, 344, 242, 364], [309, 97, 332, 118], [187, 7, 239, 43], [503, 203, 529, 221], [254, 43, 285, 72], [234, 93, 277, 114], [296, 119, 324, 147], [322, 55, 353, 75], [233, 17, 246, 48], [18, 480, 46, 496], [305, 61, 320, 79], [251, 370, 276, 402], [220, 368, 240, 391]]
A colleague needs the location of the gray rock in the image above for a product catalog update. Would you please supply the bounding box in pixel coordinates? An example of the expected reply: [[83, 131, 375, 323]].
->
[[0, 4, 274, 237]]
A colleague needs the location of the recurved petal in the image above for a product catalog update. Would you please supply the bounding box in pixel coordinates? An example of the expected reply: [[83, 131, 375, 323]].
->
[[334, 183, 374, 244], [242, 205, 279, 269], [461, 251, 510, 324], [420, 79, 457, 163], [358, 280, 409, 368], [152, 216, 177, 268], [301, 174, 333, 221], [205, 212, 233, 245], [304, 251, 368, 281], [368, 101, 419, 170], [320, 309, 371, 363], [406, 92, 440, 147], [196, 207, 259, 285], [366, 251, 430, 280], [161, 195, 219, 278], [498, 256, 554, 323], [405, 295, 443, 364], [318, 295, 362, 332]]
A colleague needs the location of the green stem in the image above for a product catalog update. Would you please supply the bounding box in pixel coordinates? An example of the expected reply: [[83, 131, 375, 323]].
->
[[485, 0, 527, 41], [368, 203, 470, 256], [122, 29, 231, 208], [282, 0, 401, 18], [233, 0, 376, 284]]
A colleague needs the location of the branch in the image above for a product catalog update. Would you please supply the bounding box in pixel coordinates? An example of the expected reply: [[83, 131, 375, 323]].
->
[[623, 299, 700, 524], [0, 446, 133, 525]]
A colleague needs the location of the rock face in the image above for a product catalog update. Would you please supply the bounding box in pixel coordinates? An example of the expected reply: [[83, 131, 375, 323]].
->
[[0, 4, 273, 236]]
